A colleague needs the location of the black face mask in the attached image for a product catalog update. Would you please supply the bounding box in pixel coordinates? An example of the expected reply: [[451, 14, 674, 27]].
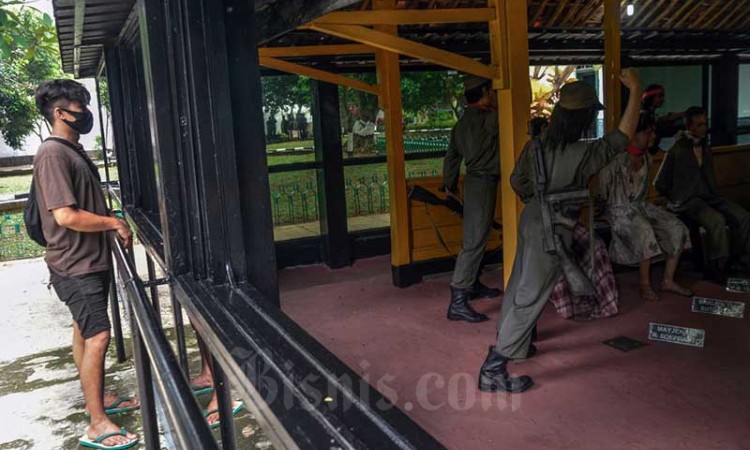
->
[[60, 107, 94, 135]]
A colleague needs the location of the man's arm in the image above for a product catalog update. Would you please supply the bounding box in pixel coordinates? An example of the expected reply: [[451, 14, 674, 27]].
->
[[52, 207, 133, 247]]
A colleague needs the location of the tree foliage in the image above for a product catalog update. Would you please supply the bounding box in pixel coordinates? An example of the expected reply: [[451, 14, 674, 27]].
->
[[0, 2, 63, 149], [261, 75, 312, 116]]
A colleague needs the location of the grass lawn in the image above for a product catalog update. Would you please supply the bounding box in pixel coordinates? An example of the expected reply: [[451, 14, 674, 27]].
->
[[0, 175, 32, 196], [0, 212, 45, 261]]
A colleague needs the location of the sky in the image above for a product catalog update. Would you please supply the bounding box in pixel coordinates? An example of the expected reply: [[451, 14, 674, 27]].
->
[[0, 0, 106, 157]]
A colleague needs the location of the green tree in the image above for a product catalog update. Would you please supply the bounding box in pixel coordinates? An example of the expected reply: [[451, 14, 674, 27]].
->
[[0, 3, 63, 149], [338, 73, 378, 132], [402, 71, 464, 122]]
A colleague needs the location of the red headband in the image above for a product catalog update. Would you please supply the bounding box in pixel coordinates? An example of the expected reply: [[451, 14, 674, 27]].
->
[[642, 88, 665, 99]]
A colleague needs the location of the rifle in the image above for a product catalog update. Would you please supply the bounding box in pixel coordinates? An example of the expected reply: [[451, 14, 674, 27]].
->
[[531, 137, 597, 297], [408, 185, 502, 230]]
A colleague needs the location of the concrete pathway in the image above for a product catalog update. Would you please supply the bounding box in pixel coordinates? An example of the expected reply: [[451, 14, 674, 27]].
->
[[0, 250, 271, 449]]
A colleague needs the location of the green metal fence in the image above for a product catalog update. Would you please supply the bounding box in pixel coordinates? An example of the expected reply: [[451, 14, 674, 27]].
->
[[0, 213, 45, 261], [268, 168, 441, 227]]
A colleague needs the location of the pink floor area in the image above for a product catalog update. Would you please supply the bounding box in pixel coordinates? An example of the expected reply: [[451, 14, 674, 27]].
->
[[280, 256, 750, 450]]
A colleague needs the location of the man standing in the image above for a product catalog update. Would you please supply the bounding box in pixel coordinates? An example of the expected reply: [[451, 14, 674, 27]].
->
[[442, 75, 502, 324], [33, 80, 138, 449], [655, 106, 750, 280]]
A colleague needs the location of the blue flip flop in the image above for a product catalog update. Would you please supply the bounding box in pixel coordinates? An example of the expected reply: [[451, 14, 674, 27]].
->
[[104, 397, 140, 415], [191, 384, 215, 397], [204, 401, 244, 430], [79, 427, 139, 449]]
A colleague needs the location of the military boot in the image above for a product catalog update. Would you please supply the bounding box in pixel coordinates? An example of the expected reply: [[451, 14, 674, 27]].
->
[[447, 287, 489, 323], [478, 346, 534, 393], [469, 280, 502, 300]]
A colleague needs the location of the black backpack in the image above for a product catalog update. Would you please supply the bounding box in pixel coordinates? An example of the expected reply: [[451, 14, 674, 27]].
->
[[24, 137, 101, 247]]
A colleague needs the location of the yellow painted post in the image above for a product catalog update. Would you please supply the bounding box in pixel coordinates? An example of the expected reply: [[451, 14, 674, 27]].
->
[[373, 0, 411, 273], [604, 0, 622, 131], [489, 0, 531, 286]]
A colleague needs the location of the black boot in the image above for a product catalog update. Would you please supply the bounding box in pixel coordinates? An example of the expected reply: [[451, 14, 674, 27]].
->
[[478, 346, 534, 393], [469, 280, 502, 300], [448, 287, 489, 323]]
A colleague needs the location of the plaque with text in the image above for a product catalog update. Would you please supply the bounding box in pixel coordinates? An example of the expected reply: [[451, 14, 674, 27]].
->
[[726, 278, 750, 293], [692, 297, 745, 319], [648, 323, 705, 348]]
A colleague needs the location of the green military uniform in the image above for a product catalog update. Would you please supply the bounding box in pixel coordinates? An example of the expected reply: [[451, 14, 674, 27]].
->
[[655, 137, 750, 267], [494, 129, 629, 359], [443, 106, 500, 289]]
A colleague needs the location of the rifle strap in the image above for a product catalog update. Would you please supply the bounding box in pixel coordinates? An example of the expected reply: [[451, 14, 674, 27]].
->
[[424, 203, 457, 260]]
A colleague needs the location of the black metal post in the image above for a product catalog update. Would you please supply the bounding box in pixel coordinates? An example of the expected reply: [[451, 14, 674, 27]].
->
[[223, 0, 280, 305], [710, 53, 739, 146], [702, 63, 710, 113], [132, 326, 160, 449], [95, 76, 113, 209], [146, 255, 162, 327], [312, 80, 351, 269], [109, 269, 127, 362], [212, 359, 238, 450], [103, 46, 134, 207], [171, 290, 189, 374]]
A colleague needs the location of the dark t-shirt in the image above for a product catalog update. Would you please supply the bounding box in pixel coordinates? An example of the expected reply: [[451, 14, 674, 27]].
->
[[33, 138, 111, 276]]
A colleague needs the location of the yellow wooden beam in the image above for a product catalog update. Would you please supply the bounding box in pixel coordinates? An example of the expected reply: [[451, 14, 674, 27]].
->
[[313, 8, 496, 25], [371, 0, 411, 269], [259, 44, 374, 58], [490, 0, 530, 286], [258, 56, 380, 96], [603, 0, 621, 132], [303, 22, 495, 80]]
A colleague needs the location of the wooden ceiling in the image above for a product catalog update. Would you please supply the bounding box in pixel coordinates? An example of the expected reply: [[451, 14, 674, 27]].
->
[[347, 0, 750, 31]]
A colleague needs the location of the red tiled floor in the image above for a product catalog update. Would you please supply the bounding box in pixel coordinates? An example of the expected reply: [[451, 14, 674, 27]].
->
[[280, 256, 750, 450]]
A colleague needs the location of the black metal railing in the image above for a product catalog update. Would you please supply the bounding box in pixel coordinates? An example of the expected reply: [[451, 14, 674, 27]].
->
[[109, 234, 219, 449], [107, 185, 444, 448]]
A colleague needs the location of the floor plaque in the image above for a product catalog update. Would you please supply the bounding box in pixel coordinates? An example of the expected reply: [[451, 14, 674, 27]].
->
[[602, 336, 647, 352], [648, 323, 705, 348], [726, 278, 750, 293], [692, 297, 745, 319]]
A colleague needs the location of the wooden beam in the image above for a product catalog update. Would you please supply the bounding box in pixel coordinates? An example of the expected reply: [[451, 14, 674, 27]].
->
[[259, 56, 380, 96], [259, 44, 374, 58], [371, 0, 410, 273], [714, 1, 750, 30], [625, 0, 655, 28], [574, 0, 602, 27], [673, 1, 704, 28], [722, 3, 750, 29], [560, 0, 585, 28], [663, 0, 694, 28], [304, 22, 494, 79], [73, 0, 85, 78], [490, 0, 530, 286], [313, 8, 496, 25], [531, 0, 551, 23], [688, 0, 722, 29], [546, 0, 570, 27], [634, 0, 668, 28], [644, 0, 678, 28], [703, 0, 737, 29], [604, 0, 621, 131]]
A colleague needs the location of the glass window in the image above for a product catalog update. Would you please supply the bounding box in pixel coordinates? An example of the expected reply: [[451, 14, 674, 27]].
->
[[268, 169, 321, 240]]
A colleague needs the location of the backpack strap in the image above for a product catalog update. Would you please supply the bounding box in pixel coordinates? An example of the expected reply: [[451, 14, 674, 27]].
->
[[44, 137, 101, 181]]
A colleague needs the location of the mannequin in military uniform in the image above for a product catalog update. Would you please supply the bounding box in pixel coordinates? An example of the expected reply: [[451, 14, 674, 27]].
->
[[478, 69, 643, 393], [442, 75, 502, 324]]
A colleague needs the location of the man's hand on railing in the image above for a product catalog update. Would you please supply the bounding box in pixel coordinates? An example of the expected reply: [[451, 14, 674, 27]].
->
[[114, 218, 133, 248]]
